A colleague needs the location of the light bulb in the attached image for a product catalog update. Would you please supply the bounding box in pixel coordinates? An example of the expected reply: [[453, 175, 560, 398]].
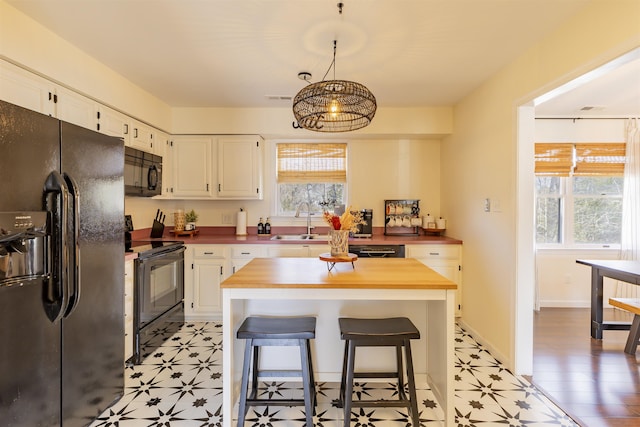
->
[[329, 98, 340, 118]]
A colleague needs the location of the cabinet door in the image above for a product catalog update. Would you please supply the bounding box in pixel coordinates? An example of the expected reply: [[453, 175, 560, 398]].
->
[[307, 244, 331, 258], [129, 119, 154, 153], [0, 60, 55, 116], [266, 244, 309, 257], [217, 136, 263, 199], [55, 86, 98, 130], [98, 106, 130, 143], [124, 259, 134, 363], [154, 131, 172, 198], [191, 259, 224, 315], [406, 244, 462, 316], [172, 136, 213, 198], [229, 245, 266, 274]]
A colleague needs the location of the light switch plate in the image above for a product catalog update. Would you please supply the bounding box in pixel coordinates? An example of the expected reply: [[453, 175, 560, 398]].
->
[[483, 198, 491, 212]]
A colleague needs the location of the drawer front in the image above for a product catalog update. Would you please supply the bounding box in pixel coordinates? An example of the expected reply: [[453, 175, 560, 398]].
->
[[194, 246, 227, 258], [230, 246, 266, 258], [407, 244, 459, 260]]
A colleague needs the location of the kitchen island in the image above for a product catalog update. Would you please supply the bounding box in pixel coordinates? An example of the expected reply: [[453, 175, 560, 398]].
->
[[221, 257, 457, 427]]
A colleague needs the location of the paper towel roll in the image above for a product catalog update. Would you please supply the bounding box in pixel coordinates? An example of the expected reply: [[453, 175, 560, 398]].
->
[[236, 209, 247, 235]]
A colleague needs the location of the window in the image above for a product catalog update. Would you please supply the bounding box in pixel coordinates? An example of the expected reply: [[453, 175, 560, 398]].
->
[[535, 142, 625, 247], [276, 143, 347, 215]]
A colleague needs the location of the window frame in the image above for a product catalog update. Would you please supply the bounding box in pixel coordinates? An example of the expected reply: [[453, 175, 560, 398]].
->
[[535, 175, 623, 250], [272, 141, 350, 218]]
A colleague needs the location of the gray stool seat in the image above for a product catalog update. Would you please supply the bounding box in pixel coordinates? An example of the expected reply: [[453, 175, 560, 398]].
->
[[236, 316, 316, 427], [336, 317, 420, 427]]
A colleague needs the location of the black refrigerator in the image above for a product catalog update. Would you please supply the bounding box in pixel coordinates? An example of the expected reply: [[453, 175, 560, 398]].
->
[[0, 100, 124, 426]]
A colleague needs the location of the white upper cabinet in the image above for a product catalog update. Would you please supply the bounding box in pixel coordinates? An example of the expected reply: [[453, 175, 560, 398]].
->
[[153, 130, 173, 198], [129, 119, 154, 153], [169, 135, 264, 200], [171, 136, 214, 198], [217, 136, 264, 200], [97, 105, 130, 143], [54, 86, 98, 130], [0, 60, 55, 116]]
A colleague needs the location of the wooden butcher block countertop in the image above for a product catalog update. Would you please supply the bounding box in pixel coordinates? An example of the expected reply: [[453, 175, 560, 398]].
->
[[221, 257, 457, 290]]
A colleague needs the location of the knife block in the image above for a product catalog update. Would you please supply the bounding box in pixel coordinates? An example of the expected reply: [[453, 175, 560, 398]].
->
[[150, 220, 164, 238]]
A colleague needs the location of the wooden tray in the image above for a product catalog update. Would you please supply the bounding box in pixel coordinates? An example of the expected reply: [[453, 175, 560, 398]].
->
[[422, 228, 445, 236], [170, 229, 200, 237], [319, 252, 358, 271]]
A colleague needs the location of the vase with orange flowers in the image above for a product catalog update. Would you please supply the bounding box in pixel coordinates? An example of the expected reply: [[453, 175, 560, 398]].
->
[[323, 208, 366, 257]]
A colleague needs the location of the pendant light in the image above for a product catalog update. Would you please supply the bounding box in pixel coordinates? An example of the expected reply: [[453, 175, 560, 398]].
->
[[292, 4, 377, 132]]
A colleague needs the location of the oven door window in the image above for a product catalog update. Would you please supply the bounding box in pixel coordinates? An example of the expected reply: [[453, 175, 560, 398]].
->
[[139, 253, 184, 329]]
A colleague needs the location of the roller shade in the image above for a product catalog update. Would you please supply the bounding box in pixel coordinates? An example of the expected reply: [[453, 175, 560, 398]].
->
[[573, 143, 626, 176], [535, 142, 625, 176], [277, 143, 347, 183]]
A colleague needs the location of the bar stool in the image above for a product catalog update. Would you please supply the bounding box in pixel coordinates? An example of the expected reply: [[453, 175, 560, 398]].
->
[[336, 317, 420, 427], [236, 316, 317, 427]]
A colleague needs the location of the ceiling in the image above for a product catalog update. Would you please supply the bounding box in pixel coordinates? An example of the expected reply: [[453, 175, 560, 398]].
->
[[6, 0, 639, 117]]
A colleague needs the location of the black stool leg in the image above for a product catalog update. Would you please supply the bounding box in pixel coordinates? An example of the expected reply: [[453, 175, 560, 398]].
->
[[343, 340, 356, 427], [403, 339, 420, 427], [306, 339, 317, 414], [250, 345, 260, 400], [237, 338, 253, 427], [396, 344, 407, 400], [337, 341, 349, 407], [299, 339, 314, 426]]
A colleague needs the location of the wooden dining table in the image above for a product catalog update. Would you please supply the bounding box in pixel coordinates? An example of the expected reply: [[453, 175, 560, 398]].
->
[[576, 259, 640, 339], [221, 257, 457, 427]]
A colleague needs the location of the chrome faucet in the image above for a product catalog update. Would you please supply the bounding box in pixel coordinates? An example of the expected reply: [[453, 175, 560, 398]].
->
[[295, 202, 314, 235]]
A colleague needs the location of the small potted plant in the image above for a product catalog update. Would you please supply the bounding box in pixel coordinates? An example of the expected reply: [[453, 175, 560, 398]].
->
[[185, 209, 198, 230]]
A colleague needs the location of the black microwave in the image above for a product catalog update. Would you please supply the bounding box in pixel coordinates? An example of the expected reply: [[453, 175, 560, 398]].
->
[[124, 146, 162, 197]]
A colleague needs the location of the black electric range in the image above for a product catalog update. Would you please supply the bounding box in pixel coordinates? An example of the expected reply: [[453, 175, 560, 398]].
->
[[126, 240, 184, 258]]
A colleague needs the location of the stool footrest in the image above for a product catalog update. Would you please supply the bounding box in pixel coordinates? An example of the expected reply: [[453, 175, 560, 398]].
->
[[246, 398, 307, 407], [253, 370, 305, 378], [333, 399, 412, 409], [352, 371, 401, 379]]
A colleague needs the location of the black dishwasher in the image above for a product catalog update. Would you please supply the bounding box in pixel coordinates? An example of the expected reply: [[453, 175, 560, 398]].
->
[[348, 244, 405, 258]]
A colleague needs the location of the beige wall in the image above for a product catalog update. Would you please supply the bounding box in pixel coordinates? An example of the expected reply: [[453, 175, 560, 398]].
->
[[171, 106, 453, 138], [126, 137, 441, 230], [0, 0, 172, 129], [442, 0, 640, 368]]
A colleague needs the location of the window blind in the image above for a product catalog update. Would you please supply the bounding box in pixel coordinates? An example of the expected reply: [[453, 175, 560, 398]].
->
[[573, 143, 626, 176], [535, 142, 625, 176], [534, 143, 574, 176], [277, 143, 347, 183]]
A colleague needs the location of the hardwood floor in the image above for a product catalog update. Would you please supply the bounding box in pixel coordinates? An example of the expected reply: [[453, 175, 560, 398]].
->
[[532, 307, 640, 426]]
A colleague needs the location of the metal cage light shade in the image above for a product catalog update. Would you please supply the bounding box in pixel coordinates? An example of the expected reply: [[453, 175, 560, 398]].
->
[[293, 79, 377, 132]]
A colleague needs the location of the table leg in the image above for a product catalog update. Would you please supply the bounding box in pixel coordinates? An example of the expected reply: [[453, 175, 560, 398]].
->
[[591, 268, 604, 339]]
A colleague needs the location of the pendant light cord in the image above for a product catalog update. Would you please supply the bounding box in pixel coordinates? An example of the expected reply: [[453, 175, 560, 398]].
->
[[321, 40, 337, 82]]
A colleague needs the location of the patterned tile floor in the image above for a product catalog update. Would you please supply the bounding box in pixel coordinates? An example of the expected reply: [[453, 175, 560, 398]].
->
[[91, 322, 578, 426]]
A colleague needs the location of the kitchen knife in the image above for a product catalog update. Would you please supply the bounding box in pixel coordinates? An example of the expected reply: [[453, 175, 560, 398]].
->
[[155, 209, 160, 221], [161, 213, 165, 223]]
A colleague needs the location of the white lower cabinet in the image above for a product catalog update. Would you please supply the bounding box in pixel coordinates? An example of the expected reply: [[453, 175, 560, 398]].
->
[[185, 245, 227, 320], [406, 244, 463, 316], [266, 244, 329, 258], [229, 245, 266, 274], [124, 258, 134, 363]]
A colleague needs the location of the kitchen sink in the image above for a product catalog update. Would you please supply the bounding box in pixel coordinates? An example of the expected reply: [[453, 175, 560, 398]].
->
[[269, 234, 327, 241]]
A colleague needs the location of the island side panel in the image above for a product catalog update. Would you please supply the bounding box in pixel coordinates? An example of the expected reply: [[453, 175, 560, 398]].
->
[[426, 289, 455, 427], [222, 290, 247, 427]]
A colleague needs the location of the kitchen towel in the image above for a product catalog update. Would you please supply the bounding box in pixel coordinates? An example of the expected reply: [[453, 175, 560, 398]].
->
[[236, 209, 247, 235]]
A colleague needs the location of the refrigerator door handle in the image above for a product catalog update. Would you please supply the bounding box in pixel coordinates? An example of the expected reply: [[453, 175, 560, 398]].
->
[[43, 171, 71, 323], [62, 173, 80, 317]]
